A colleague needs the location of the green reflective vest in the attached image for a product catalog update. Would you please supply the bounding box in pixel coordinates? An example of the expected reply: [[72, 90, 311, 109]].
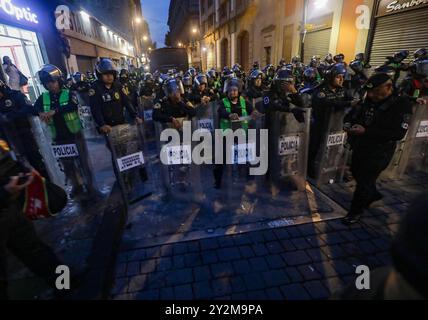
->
[[42, 89, 82, 139], [220, 97, 248, 133]]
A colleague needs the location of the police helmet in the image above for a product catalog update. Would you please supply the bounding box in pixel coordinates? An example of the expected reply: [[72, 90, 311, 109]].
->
[[310, 56, 321, 68], [325, 63, 347, 82], [355, 53, 365, 62], [194, 73, 208, 87], [207, 69, 218, 80], [71, 72, 86, 84], [249, 69, 264, 80], [143, 73, 153, 82], [120, 69, 129, 78], [389, 50, 409, 63], [164, 78, 183, 96], [303, 67, 317, 83], [415, 59, 428, 78], [334, 54, 345, 64], [37, 64, 65, 88], [274, 68, 294, 83], [225, 77, 241, 94], [291, 56, 301, 64], [182, 74, 193, 87], [324, 53, 334, 64], [350, 60, 364, 74], [374, 65, 396, 79], [187, 67, 197, 78], [414, 48, 428, 62], [95, 58, 118, 79]]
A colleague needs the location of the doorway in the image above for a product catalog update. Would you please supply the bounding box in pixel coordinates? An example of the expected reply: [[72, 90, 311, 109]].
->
[[0, 24, 45, 102]]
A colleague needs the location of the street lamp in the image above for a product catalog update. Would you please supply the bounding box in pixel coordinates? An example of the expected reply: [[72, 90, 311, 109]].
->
[[192, 27, 198, 34], [143, 35, 148, 42], [135, 17, 142, 24], [178, 42, 183, 47]]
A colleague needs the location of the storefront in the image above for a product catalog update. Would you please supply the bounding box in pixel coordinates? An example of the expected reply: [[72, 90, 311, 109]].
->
[[303, 13, 333, 64], [368, 0, 428, 68], [0, 0, 63, 102]]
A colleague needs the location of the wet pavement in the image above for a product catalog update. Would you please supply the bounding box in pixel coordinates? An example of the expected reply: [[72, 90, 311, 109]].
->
[[110, 172, 428, 300]]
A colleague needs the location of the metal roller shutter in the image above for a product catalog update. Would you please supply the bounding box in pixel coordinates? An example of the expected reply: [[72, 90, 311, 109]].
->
[[303, 28, 332, 64], [370, 8, 428, 68]]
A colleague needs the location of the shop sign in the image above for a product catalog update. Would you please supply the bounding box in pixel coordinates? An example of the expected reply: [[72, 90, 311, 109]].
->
[[377, 0, 428, 17], [0, 0, 39, 24]]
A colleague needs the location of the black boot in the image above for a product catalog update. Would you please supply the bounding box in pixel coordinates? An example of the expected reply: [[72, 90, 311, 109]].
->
[[342, 211, 363, 225]]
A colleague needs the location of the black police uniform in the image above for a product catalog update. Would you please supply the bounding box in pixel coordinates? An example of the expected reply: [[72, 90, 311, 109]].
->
[[153, 97, 196, 123], [186, 88, 216, 105], [345, 94, 413, 218], [0, 144, 62, 300], [89, 80, 138, 128], [0, 91, 48, 178], [245, 86, 264, 100], [308, 83, 353, 175]]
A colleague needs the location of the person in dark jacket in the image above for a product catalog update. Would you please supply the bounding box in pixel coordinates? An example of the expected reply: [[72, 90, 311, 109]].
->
[[0, 139, 63, 300], [343, 73, 425, 224], [153, 78, 196, 130], [89, 58, 142, 134]]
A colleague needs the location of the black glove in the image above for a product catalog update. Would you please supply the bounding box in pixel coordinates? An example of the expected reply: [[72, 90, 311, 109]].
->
[[291, 108, 306, 123]]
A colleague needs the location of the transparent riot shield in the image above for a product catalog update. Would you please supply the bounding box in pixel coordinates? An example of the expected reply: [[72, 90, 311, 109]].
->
[[51, 133, 97, 196], [194, 102, 216, 132], [382, 99, 428, 178], [155, 119, 203, 202], [139, 96, 156, 143], [27, 116, 65, 187], [311, 108, 350, 186], [106, 124, 152, 205], [75, 90, 98, 139], [268, 110, 311, 191]]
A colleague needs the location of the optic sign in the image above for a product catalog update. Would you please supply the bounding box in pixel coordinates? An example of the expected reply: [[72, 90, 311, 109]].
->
[[144, 109, 153, 121], [230, 143, 256, 164], [117, 152, 145, 172], [327, 132, 347, 147], [52, 144, 79, 159], [197, 119, 214, 132], [0, 0, 39, 24], [278, 135, 300, 156], [416, 120, 428, 138], [166, 145, 192, 165]]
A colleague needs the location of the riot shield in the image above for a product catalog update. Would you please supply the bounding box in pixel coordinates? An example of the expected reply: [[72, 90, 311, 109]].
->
[[51, 133, 97, 197], [155, 119, 203, 202], [194, 102, 216, 132], [268, 110, 311, 191], [28, 116, 65, 187], [75, 90, 98, 139], [106, 124, 152, 205], [382, 99, 428, 178], [311, 108, 350, 186], [139, 96, 156, 143]]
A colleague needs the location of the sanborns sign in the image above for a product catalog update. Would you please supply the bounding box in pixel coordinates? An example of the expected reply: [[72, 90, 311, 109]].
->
[[378, 0, 428, 16], [0, 0, 39, 24]]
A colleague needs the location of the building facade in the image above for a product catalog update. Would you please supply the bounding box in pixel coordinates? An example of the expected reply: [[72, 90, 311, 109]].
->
[[198, 0, 378, 71], [167, 0, 201, 68], [60, 0, 154, 73]]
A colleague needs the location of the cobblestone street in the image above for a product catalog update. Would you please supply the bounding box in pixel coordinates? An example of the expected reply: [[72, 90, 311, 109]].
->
[[109, 172, 428, 300]]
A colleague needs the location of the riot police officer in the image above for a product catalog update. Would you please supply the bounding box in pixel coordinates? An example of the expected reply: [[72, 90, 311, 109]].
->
[[153, 78, 196, 130], [214, 78, 258, 189], [119, 68, 139, 110], [0, 80, 48, 178], [261, 68, 306, 121], [245, 69, 265, 100], [35, 64, 96, 198], [343, 73, 419, 224], [299, 67, 319, 108], [89, 58, 142, 134], [308, 63, 359, 177], [140, 73, 156, 98], [400, 58, 428, 100], [187, 73, 216, 105]]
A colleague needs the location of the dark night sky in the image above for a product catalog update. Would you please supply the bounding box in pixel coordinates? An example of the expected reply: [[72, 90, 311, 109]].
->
[[140, 0, 171, 48]]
